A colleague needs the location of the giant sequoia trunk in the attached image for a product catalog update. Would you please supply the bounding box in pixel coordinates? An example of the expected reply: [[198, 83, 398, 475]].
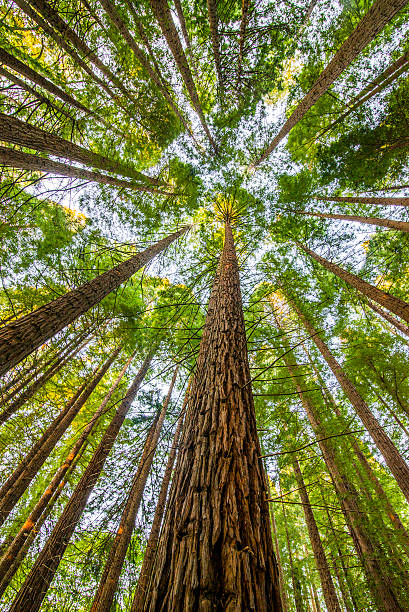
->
[[296, 242, 409, 325], [251, 0, 408, 166], [144, 223, 281, 611], [0, 226, 188, 376], [9, 351, 155, 612], [90, 367, 178, 612]]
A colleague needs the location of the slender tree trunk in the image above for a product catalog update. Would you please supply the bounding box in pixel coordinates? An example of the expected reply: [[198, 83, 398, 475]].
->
[[0, 349, 120, 525], [131, 392, 187, 612], [315, 194, 409, 207], [91, 367, 178, 612], [0, 147, 173, 194], [293, 459, 341, 611], [144, 223, 281, 610], [266, 477, 289, 612], [251, 0, 408, 166], [237, 0, 250, 89], [0, 225, 188, 376], [206, 0, 224, 102], [148, 0, 218, 153], [9, 350, 155, 612], [296, 209, 409, 233], [0, 113, 161, 184], [280, 480, 304, 612], [296, 242, 409, 325], [0, 353, 133, 585], [366, 299, 409, 337]]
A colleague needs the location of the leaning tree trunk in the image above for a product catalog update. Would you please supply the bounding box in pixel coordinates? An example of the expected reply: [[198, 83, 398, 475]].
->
[[0, 349, 120, 525], [292, 459, 341, 612], [315, 194, 409, 207], [251, 0, 408, 166], [296, 209, 409, 233], [0, 113, 160, 184], [144, 223, 281, 611], [287, 296, 409, 504], [0, 226, 188, 376], [9, 350, 155, 612], [296, 242, 409, 325], [90, 367, 178, 612], [366, 299, 409, 337], [0, 353, 133, 586]]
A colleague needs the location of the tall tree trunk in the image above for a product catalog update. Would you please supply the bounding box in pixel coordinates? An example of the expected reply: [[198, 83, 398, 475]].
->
[[0, 147, 174, 195], [292, 459, 341, 611], [251, 0, 408, 166], [268, 500, 289, 612], [206, 0, 224, 102], [366, 299, 409, 337], [296, 242, 409, 325], [148, 0, 218, 153], [296, 209, 409, 233], [280, 479, 305, 612], [237, 0, 250, 89], [90, 367, 178, 612], [0, 113, 161, 184], [144, 223, 281, 610], [131, 390, 187, 612], [0, 353, 133, 586], [9, 350, 155, 612], [0, 226, 188, 376], [315, 194, 409, 207], [0, 348, 120, 525]]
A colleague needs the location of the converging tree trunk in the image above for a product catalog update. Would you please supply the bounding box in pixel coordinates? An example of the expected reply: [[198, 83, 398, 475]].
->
[[0, 226, 188, 376], [366, 300, 409, 338], [144, 222, 282, 610], [296, 209, 409, 233], [9, 350, 155, 612], [315, 195, 409, 207]]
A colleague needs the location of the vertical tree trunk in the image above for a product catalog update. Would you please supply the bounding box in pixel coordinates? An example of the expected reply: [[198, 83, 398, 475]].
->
[[131, 391, 187, 612], [0, 353, 133, 585], [251, 0, 408, 165], [9, 350, 155, 612], [293, 459, 341, 611], [296, 242, 409, 325], [268, 499, 289, 612], [280, 480, 305, 612], [288, 296, 409, 504], [0, 225, 188, 376], [0, 348, 120, 525], [144, 223, 281, 610], [90, 367, 178, 612], [206, 0, 224, 102]]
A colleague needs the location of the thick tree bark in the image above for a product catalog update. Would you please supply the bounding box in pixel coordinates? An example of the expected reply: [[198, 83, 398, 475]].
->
[[315, 194, 409, 207], [0, 349, 120, 525], [296, 209, 409, 233], [251, 0, 409, 166], [0, 113, 161, 184], [292, 459, 341, 612], [91, 367, 178, 612], [148, 0, 218, 152], [131, 391, 187, 612], [0, 147, 174, 194], [0, 226, 188, 377], [144, 223, 281, 611], [0, 353, 133, 588], [366, 299, 409, 337], [288, 296, 409, 504], [9, 351, 155, 612], [296, 242, 409, 325]]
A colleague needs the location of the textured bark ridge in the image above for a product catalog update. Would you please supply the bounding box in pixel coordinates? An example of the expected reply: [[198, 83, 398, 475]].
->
[[0, 227, 187, 376], [145, 224, 281, 611]]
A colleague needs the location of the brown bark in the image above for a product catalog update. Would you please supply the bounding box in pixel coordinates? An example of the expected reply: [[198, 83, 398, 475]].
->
[[144, 223, 281, 610], [366, 300, 409, 337], [0, 225, 188, 377], [131, 391, 187, 612], [296, 209, 409, 233], [206, 0, 224, 101], [148, 0, 218, 152], [0, 113, 161, 184], [90, 367, 178, 612], [237, 0, 250, 88], [316, 194, 409, 207], [293, 459, 341, 611], [0, 354, 133, 585], [268, 500, 289, 612], [296, 242, 409, 325], [0, 349, 120, 525], [251, 0, 408, 166], [280, 480, 304, 612], [288, 296, 409, 504], [9, 350, 155, 612], [0, 147, 174, 195]]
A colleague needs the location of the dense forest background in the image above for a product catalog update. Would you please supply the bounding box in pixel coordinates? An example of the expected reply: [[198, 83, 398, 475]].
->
[[1, 0, 409, 609]]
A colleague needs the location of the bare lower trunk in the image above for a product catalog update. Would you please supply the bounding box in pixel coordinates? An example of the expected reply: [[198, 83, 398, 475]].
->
[[0, 226, 188, 376], [144, 223, 281, 610], [9, 351, 154, 612]]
